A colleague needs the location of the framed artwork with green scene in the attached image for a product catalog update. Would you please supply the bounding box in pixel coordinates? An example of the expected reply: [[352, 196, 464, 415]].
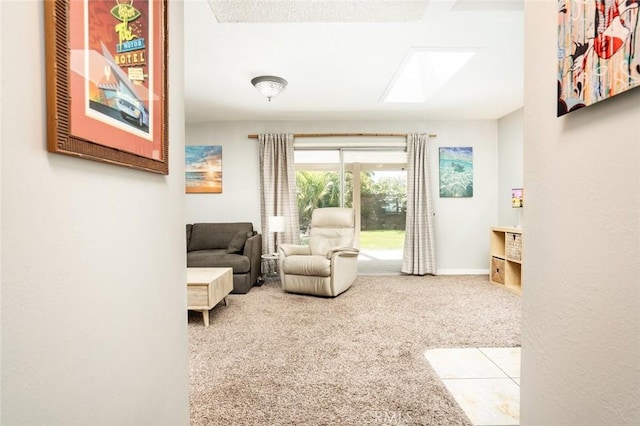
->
[[439, 147, 473, 198]]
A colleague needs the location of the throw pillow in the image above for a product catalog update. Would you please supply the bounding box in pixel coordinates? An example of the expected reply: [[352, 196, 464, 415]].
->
[[226, 231, 251, 254]]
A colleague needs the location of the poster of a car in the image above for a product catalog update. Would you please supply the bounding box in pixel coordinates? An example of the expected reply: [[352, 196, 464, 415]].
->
[[69, 0, 163, 160], [45, 0, 168, 173]]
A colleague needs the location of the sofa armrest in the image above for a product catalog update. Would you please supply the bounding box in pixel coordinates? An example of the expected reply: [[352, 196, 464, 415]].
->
[[244, 233, 263, 285], [243, 233, 262, 255]]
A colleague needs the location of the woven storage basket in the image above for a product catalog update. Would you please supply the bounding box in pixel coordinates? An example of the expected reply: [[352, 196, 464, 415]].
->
[[506, 232, 522, 261], [491, 257, 505, 284]]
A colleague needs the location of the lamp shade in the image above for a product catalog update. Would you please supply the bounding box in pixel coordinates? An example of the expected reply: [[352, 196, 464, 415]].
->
[[251, 76, 287, 101], [268, 216, 286, 233]]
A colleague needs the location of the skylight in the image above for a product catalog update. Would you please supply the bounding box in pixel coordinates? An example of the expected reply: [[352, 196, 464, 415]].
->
[[382, 48, 476, 103]]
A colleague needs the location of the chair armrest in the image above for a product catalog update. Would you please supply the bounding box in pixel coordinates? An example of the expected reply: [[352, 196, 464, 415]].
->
[[279, 244, 311, 257], [327, 247, 360, 259]]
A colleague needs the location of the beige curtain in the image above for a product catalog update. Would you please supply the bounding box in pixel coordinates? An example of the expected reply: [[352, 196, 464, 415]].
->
[[259, 134, 300, 255], [402, 133, 437, 275]]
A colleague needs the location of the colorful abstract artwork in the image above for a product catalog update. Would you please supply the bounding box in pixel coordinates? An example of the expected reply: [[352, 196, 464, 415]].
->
[[439, 147, 473, 198], [185, 146, 222, 193], [558, 0, 640, 116]]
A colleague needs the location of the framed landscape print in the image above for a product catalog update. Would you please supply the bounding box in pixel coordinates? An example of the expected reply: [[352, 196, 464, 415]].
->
[[185, 146, 222, 193], [439, 147, 473, 198], [44, 0, 169, 174], [557, 0, 640, 116]]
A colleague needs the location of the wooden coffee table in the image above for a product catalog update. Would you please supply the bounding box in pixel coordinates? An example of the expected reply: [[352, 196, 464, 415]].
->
[[187, 267, 233, 327]]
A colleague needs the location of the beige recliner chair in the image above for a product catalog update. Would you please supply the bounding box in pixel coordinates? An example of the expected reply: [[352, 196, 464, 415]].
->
[[278, 208, 359, 297]]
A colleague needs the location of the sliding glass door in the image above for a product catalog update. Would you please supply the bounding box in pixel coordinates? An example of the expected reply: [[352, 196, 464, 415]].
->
[[343, 151, 406, 273], [295, 148, 406, 273], [294, 150, 351, 242]]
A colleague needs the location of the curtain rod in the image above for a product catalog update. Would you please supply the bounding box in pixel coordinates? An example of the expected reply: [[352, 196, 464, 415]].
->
[[247, 132, 437, 139]]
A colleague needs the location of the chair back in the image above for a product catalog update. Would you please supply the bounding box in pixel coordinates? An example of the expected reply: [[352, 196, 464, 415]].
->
[[308, 208, 355, 255]]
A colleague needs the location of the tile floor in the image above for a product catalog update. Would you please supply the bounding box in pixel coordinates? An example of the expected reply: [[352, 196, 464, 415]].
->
[[357, 249, 402, 275], [424, 347, 521, 426]]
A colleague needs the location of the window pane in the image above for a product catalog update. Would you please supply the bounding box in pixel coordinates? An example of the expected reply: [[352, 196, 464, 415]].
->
[[296, 171, 341, 241], [342, 150, 407, 165], [294, 150, 339, 170], [360, 170, 406, 238]]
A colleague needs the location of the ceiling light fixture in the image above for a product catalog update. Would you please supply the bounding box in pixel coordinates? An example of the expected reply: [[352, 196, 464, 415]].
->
[[251, 75, 288, 102]]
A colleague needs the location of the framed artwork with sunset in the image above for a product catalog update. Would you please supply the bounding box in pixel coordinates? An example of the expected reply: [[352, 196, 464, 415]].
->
[[185, 146, 222, 193]]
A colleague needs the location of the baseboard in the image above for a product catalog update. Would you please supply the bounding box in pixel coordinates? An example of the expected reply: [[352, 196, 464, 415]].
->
[[436, 269, 489, 275], [358, 269, 490, 276]]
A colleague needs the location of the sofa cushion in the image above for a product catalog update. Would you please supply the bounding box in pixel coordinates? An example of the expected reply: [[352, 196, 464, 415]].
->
[[188, 223, 253, 252], [226, 231, 252, 254], [187, 250, 251, 274]]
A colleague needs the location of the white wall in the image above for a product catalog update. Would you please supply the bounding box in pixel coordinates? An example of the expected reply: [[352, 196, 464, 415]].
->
[[0, 0, 3, 418], [186, 122, 262, 225], [1, 2, 189, 425], [186, 119, 499, 273], [497, 108, 524, 226], [521, 1, 640, 424]]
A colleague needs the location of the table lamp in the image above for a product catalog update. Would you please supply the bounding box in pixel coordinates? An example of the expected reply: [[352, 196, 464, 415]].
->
[[268, 215, 285, 253]]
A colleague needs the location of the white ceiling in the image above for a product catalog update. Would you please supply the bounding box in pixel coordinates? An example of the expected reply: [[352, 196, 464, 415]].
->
[[183, 0, 524, 123]]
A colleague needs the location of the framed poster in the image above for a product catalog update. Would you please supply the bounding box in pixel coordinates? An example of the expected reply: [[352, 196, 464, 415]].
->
[[512, 188, 524, 208], [44, 0, 169, 174], [557, 0, 640, 116], [185, 146, 222, 193], [439, 147, 473, 198]]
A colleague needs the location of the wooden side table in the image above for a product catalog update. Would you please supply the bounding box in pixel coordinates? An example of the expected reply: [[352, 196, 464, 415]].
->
[[187, 267, 233, 327]]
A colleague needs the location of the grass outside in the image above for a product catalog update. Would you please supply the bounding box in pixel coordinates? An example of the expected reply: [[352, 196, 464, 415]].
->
[[359, 229, 405, 250]]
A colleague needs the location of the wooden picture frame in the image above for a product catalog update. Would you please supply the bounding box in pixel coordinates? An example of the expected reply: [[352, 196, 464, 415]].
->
[[44, 0, 169, 174]]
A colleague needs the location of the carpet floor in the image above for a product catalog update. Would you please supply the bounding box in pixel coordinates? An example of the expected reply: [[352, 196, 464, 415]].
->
[[188, 274, 521, 425]]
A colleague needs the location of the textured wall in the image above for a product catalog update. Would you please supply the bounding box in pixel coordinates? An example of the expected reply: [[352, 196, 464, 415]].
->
[[1, 2, 189, 424], [522, 0, 640, 423], [497, 108, 524, 227]]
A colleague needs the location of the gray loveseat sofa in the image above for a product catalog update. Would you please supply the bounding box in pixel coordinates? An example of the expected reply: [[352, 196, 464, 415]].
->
[[186, 222, 262, 294]]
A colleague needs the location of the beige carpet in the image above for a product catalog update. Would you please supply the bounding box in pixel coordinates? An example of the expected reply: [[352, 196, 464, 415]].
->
[[188, 275, 521, 425]]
